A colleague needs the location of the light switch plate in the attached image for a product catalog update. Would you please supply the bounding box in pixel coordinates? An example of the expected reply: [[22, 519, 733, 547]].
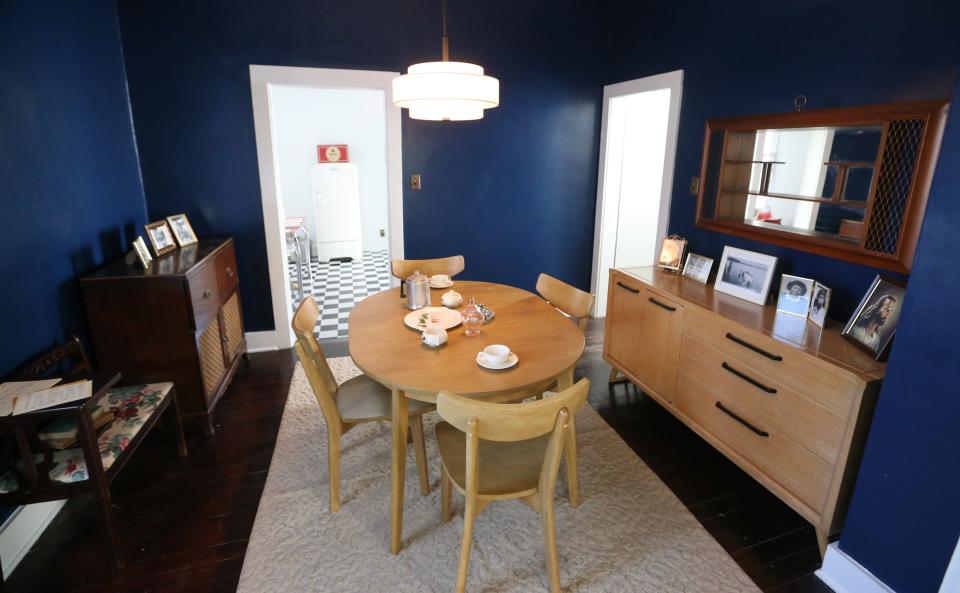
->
[[410, 174, 422, 190], [689, 176, 700, 196]]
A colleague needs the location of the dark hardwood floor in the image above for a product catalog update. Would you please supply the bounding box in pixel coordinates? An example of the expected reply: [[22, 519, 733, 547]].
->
[[6, 323, 830, 592]]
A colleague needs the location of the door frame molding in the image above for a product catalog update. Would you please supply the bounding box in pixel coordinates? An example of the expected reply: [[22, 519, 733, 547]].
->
[[590, 70, 683, 317], [249, 65, 404, 349]]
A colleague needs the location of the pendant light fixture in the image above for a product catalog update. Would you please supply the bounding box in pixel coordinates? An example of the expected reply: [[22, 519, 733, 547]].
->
[[392, 0, 499, 121]]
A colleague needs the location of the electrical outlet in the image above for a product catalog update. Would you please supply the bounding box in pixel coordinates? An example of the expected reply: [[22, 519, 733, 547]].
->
[[689, 176, 700, 196], [379, 229, 385, 237], [410, 174, 422, 190]]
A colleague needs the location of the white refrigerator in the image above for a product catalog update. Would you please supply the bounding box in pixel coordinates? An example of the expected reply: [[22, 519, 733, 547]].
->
[[311, 162, 363, 262]]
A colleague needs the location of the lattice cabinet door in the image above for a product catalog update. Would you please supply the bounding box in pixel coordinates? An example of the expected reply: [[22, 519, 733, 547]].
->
[[220, 292, 245, 365], [199, 318, 226, 399]]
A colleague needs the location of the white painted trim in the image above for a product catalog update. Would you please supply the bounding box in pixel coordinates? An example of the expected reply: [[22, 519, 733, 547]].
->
[[245, 330, 279, 353], [816, 542, 897, 593], [0, 501, 65, 578], [249, 65, 404, 350], [939, 535, 960, 593], [590, 70, 683, 317]]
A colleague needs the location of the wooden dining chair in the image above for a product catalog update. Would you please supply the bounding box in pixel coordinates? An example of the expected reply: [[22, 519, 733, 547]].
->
[[391, 255, 465, 283], [535, 273, 594, 331], [435, 378, 590, 593], [292, 296, 433, 512]]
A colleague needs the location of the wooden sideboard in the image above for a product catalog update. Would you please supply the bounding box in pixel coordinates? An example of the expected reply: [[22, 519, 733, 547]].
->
[[81, 238, 246, 435], [603, 267, 884, 554]]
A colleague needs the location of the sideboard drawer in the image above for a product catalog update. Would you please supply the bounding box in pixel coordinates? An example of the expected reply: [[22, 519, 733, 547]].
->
[[676, 371, 833, 513], [188, 260, 221, 330], [679, 335, 847, 464], [216, 242, 239, 296], [683, 307, 857, 417]]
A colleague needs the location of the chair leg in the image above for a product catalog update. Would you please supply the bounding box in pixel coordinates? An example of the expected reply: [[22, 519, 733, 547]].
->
[[168, 388, 188, 458], [92, 486, 125, 573], [411, 415, 431, 496], [564, 416, 580, 507], [540, 492, 562, 593], [327, 428, 342, 513], [441, 467, 452, 522], [456, 494, 478, 593]]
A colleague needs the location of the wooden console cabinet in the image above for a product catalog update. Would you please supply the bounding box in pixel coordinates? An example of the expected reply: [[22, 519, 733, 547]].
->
[[604, 267, 884, 553], [81, 238, 246, 435]]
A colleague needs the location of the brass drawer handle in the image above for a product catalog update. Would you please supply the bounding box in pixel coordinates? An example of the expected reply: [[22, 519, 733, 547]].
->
[[725, 332, 783, 361], [715, 401, 769, 437], [616, 281, 639, 294], [721, 362, 777, 394], [203, 289, 214, 299], [648, 297, 676, 312]]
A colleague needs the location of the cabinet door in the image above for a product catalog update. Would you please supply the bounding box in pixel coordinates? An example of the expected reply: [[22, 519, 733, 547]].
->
[[198, 319, 226, 400], [605, 273, 646, 377], [220, 292, 245, 364], [633, 290, 684, 402]]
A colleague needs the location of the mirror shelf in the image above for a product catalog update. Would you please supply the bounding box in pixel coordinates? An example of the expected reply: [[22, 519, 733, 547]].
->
[[696, 100, 949, 273]]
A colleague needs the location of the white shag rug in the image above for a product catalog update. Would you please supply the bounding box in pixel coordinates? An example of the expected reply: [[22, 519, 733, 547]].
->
[[237, 359, 760, 593]]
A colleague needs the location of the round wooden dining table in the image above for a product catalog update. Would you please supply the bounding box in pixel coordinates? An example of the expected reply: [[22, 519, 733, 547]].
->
[[349, 281, 585, 554]]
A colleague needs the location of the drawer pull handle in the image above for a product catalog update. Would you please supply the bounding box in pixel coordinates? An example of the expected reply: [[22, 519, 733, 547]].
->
[[226, 268, 234, 278], [725, 332, 783, 361], [616, 281, 640, 294], [648, 297, 676, 312], [721, 362, 777, 394], [715, 401, 769, 437], [203, 289, 214, 299]]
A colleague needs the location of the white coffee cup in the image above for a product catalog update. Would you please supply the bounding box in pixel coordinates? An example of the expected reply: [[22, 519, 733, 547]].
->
[[421, 327, 448, 347], [431, 274, 451, 285], [483, 344, 511, 364]]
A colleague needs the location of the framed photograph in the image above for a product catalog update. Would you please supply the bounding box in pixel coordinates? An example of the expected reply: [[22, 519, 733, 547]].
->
[[144, 220, 178, 256], [714, 246, 778, 306], [657, 237, 688, 271], [776, 274, 815, 317], [682, 253, 714, 284], [132, 236, 153, 269], [166, 213, 198, 247], [808, 282, 831, 328], [842, 275, 906, 359]]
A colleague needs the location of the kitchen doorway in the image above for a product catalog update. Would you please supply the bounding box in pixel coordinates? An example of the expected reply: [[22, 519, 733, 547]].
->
[[590, 70, 683, 317]]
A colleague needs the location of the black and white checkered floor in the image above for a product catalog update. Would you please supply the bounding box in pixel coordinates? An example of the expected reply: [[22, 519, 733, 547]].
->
[[289, 250, 392, 339]]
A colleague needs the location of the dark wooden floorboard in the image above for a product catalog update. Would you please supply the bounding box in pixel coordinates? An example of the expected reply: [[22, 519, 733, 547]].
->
[[6, 320, 829, 592]]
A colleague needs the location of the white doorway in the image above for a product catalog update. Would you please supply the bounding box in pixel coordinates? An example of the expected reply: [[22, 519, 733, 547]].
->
[[250, 65, 404, 350], [590, 70, 683, 317]]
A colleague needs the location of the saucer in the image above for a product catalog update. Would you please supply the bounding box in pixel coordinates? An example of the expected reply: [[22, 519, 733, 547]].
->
[[430, 280, 454, 289], [476, 351, 519, 370]]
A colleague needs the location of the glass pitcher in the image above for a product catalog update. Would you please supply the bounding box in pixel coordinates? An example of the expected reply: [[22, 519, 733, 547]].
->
[[462, 297, 484, 337]]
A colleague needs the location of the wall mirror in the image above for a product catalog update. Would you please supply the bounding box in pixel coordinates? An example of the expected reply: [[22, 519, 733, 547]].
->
[[696, 100, 949, 272]]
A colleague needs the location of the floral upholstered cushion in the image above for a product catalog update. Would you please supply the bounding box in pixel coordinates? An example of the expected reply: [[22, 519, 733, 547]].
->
[[46, 382, 173, 485]]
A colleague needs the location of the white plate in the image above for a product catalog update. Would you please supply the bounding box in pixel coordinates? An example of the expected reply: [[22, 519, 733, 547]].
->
[[430, 280, 454, 289], [476, 351, 519, 370], [404, 307, 463, 331]]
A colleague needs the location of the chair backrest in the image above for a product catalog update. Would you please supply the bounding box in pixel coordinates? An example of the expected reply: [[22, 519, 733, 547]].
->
[[391, 255, 465, 281], [17, 335, 91, 379], [437, 379, 590, 498], [535, 273, 594, 331], [291, 297, 341, 424]]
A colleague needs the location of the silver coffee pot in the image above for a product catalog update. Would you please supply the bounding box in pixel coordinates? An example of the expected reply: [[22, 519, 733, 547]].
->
[[405, 270, 432, 310]]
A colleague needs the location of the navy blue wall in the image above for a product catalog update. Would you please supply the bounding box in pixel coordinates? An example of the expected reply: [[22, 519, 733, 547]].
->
[[115, 0, 608, 332], [606, 1, 960, 591], [0, 1, 147, 373]]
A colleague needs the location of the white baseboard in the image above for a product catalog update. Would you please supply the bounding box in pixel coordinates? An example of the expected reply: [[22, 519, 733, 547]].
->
[[0, 501, 65, 578], [245, 330, 279, 353], [816, 542, 896, 593]]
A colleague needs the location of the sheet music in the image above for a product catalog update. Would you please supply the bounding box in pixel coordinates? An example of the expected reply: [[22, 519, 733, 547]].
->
[[0, 379, 61, 416], [12, 380, 92, 416]]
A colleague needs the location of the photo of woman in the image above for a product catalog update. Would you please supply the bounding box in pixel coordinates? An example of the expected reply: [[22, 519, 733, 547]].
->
[[808, 283, 831, 327], [842, 276, 905, 358], [775, 274, 814, 317]]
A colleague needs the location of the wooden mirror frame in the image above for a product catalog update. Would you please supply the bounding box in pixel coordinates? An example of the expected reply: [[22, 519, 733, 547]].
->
[[695, 100, 949, 273]]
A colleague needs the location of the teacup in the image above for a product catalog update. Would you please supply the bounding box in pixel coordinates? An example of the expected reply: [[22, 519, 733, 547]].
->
[[421, 327, 448, 348], [431, 274, 451, 286], [482, 344, 511, 364], [441, 290, 463, 308]]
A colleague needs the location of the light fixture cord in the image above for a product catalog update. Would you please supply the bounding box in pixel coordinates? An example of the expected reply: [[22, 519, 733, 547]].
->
[[441, 0, 449, 61]]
